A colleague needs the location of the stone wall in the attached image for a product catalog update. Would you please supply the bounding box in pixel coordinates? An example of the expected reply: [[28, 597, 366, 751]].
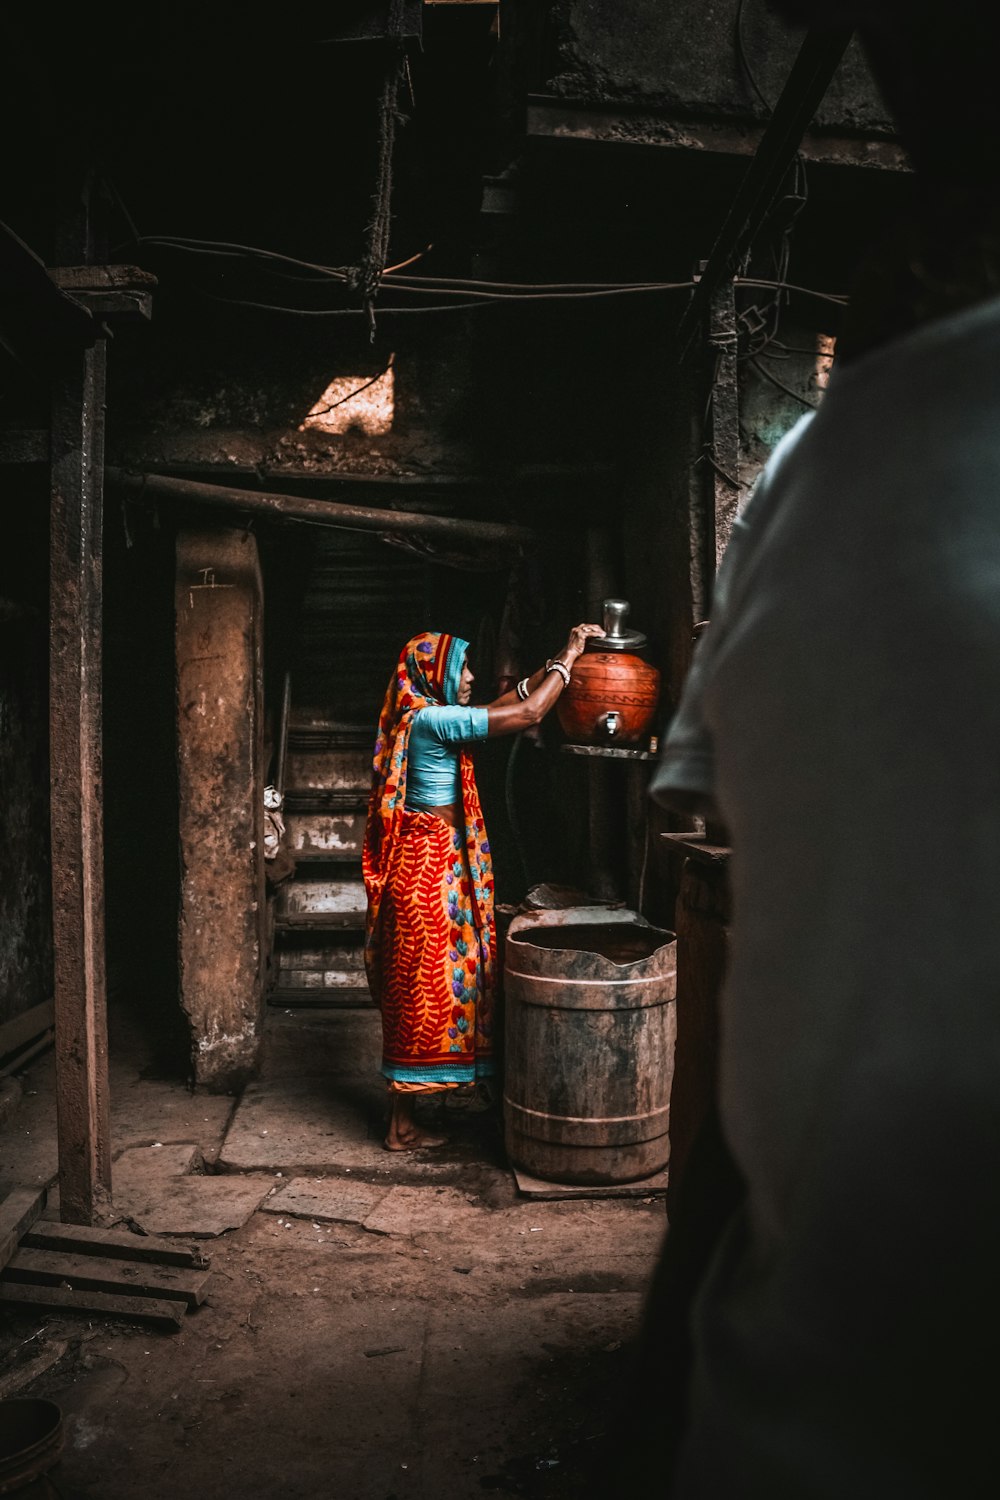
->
[[0, 480, 51, 1030], [547, 0, 892, 137]]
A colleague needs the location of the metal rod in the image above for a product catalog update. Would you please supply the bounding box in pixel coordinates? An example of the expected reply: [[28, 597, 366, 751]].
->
[[678, 24, 854, 351], [107, 468, 536, 546], [275, 671, 292, 798]]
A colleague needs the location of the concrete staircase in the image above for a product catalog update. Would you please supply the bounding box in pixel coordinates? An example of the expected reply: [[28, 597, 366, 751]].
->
[[269, 723, 374, 1008]]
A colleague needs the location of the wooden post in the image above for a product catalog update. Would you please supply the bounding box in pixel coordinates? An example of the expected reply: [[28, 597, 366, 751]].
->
[[49, 188, 112, 1226]]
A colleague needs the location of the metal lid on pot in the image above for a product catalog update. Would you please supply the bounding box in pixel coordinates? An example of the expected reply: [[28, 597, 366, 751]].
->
[[585, 598, 647, 653]]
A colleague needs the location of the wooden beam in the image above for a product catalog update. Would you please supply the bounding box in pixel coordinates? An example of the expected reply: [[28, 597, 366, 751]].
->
[[22, 1220, 205, 1269], [0, 1187, 47, 1274], [49, 312, 112, 1228], [0, 1000, 55, 1061], [4, 1246, 211, 1307], [0, 1281, 186, 1331], [0, 1030, 54, 1080]]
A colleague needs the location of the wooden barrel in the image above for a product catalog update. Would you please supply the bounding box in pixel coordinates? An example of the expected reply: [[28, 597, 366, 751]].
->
[[503, 908, 676, 1185]]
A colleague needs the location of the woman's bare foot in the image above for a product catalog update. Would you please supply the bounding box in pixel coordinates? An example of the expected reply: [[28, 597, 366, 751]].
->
[[384, 1094, 449, 1152], [384, 1125, 449, 1152]]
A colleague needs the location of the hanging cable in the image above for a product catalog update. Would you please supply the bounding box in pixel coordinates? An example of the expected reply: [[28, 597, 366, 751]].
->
[[735, 0, 774, 113], [349, 0, 410, 339], [748, 355, 819, 410]]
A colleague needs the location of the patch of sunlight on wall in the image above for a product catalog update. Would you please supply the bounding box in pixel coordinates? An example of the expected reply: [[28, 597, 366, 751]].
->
[[813, 334, 836, 396], [299, 358, 395, 436]]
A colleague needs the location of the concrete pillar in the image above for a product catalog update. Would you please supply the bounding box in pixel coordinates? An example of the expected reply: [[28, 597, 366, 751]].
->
[[175, 528, 265, 1090]]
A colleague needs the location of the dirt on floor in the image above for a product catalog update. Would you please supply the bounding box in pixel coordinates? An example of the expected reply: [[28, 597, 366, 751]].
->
[[0, 1006, 669, 1499]]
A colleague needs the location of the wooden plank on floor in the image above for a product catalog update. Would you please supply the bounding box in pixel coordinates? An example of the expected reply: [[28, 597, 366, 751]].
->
[[0, 1280, 186, 1331], [22, 1220, 206, 1269], [0, 1030, 55, 1079], [4, 1247, 211, 1307], [0, 1187, 47, 1274], [0, 1001, 55, 1061]]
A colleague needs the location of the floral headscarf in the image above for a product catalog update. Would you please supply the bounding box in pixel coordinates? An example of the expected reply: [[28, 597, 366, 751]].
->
[[362, 631, 495, 1001]]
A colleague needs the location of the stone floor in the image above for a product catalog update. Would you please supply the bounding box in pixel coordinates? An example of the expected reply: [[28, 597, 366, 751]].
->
[[0, 1004, 669, 1498]]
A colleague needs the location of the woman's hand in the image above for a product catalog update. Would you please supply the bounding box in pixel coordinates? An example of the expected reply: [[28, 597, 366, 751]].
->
[[562, 623, 605, 663]]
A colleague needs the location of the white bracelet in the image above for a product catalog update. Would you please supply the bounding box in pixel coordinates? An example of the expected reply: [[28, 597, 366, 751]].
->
[[545, 659, 571, 687], [516, 677, 531, 701]]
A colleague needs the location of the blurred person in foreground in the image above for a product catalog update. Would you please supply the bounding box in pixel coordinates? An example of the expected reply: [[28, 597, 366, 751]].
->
[[635, 3, 1000, 1494]]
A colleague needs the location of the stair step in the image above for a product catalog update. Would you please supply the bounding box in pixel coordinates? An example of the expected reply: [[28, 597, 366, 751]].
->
[[273, 950, 366, 982], [288, 725, 373, 752], [286, 748, 370, 793], [285, 811, 364, 860], [268, 985, 373, 1009], [276, 875, 365, 915], [283, 789, 369, 815], [271, 936, 366, 964], [290, 850, 362, 866], [274, 911, 366, 932]]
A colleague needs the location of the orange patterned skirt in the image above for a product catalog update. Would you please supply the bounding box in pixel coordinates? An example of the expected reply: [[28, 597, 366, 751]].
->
[[373, 809, 495, 1090]]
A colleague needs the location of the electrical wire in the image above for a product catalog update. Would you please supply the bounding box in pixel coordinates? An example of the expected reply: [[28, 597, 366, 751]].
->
[[197, 291, 496, 316], [120, 229, 850, 321], [384, 280, 695, 301], [198, 283, 700, 316], [735, 0, 773, 114], [771, 338, 836, 358], [384, 246, 431, 274], [120, 231, 850, 305], [737, 277, 847, 306], [131, 235, 679, 294], [134, 235, 353, 279], [636, 810, 651, 917], [387, 272, 669, 292], [748, 355, 819, 410], [305, 355, 395, 418], [504, 733, 533, 895]]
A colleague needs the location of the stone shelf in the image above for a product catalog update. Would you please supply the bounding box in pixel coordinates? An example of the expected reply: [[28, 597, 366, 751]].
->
[[558, 743, 656, 761]]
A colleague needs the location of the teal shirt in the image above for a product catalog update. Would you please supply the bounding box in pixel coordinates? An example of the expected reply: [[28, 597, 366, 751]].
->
[[407, 705, 489, 808]]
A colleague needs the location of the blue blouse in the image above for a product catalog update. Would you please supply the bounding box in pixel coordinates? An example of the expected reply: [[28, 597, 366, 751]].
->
[[407, 705, 489, 808]]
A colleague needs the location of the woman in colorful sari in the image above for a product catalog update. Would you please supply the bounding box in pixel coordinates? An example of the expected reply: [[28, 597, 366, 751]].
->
[[363, 623, 602, 1150]]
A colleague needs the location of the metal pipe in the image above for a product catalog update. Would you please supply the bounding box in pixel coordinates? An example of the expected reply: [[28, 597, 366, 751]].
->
[[107, 467, 536, 546], [275, 671, 292, 799]]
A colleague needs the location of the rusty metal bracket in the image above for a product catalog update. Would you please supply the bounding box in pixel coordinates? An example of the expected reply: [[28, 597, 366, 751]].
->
[[49, 265, 157, 323]]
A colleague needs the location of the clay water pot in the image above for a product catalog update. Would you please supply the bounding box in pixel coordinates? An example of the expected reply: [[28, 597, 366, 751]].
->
[[556, 599, 660, 746]]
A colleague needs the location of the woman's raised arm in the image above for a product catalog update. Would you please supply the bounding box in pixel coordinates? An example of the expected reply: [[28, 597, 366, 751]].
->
[[486, 623, 604, 736]]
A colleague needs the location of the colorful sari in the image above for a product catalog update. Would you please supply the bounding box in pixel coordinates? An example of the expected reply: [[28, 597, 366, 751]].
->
[[363, 632, 496, 1090]]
